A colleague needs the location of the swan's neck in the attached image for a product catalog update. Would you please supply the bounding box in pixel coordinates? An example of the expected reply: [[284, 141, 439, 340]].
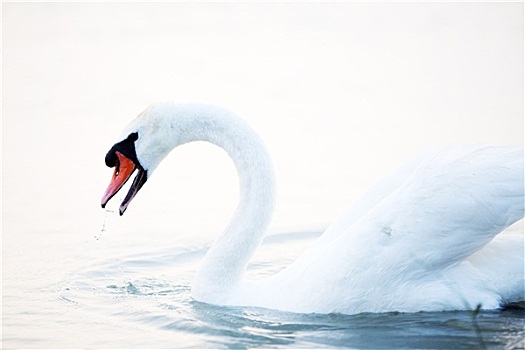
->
[[172, 105, 275, 301]]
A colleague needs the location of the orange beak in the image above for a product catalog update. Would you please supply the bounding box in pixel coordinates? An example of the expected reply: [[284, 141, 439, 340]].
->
[[101, 151, 136, 208]]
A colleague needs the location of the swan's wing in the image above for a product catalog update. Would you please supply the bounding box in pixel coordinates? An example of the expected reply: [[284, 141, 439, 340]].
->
[[318, 148, 436, 244], [466, 220, 524, 303], [342, 145, 524, 270], [268, 146, 523, 313]]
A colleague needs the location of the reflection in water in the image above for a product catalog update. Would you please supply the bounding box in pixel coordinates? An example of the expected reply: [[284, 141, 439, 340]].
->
[[53, 232, 524, 349]]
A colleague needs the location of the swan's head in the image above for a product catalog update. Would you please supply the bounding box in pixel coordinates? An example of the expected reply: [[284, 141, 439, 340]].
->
[[101, 104, 183, 215]]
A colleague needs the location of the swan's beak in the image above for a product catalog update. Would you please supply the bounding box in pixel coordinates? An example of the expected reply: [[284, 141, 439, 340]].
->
[[101, 151, 147, 215]]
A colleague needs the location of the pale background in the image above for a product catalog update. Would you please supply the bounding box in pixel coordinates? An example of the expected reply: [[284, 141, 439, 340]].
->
[[3, 1, 523, 264], [2, 2, 524, 347]]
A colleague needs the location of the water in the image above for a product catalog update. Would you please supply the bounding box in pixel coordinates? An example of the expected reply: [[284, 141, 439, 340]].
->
[[3, 221, 524, 349]]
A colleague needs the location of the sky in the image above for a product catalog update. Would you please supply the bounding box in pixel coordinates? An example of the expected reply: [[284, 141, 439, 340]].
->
[[2, 2, 523, 240]]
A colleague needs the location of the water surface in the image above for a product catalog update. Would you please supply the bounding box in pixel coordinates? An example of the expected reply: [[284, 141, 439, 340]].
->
[[3, 225, 523, 349]]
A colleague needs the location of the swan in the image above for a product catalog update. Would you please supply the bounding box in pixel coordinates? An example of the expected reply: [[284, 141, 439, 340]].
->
[[101, 102, 524, 314]]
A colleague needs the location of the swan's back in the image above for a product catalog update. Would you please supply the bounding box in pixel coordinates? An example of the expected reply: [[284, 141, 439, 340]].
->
[[324, 145, 523, 257], [377, 145, 523, 265], [265, 145, 524, 314]]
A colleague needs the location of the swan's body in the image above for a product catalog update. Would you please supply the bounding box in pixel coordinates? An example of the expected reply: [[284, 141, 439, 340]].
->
[[102, 102, 524, 314]]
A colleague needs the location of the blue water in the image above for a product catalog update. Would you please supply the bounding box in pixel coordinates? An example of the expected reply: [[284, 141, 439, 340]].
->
[[3, 228, 523, 349]]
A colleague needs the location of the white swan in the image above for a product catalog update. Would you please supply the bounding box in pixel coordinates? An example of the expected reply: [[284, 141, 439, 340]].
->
[[101, 102, 524, 314]]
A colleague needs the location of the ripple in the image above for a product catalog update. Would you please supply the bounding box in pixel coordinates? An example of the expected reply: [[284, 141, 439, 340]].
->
[[54, 231, 524, 349]]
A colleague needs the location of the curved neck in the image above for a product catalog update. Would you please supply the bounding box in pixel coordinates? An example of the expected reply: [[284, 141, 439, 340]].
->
[[172, 105, 276, 301]]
